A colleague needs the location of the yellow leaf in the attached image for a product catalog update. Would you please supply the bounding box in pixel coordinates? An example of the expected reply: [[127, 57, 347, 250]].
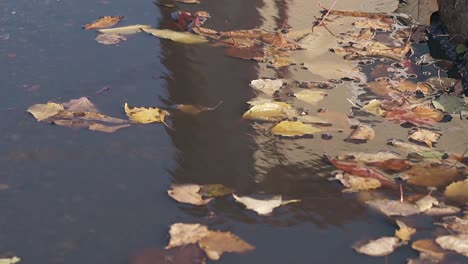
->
[[142, 28, 208, 44], [444, 179, 468, 203], [124, 102, 168, 124], [83, 16, 124, 30], [98, 24, 151, 35], [271, 121, 322, 137], [27, 102, 64, 121], [242, 102, 294, 122], [395, 220, 416, 241], [294, 90, 326, 105]]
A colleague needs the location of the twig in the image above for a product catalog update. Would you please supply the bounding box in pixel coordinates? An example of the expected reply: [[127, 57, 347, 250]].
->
[[450, 147, 468, 168], [280, 18, 288, 30], [225, 19, 237, 47], [400, 183, 404, 202], [96, 86, 110, 95], [318, 0, 338, 27]]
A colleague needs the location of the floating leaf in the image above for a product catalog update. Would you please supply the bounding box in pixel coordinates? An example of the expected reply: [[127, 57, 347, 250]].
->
[[166, 223, 254, 260], [198, 231, 255, 260], [124, 103, 168, 124], [411, 240, 446, 260], [250, 79, 284, 96], [95, 34, 126, 45], [27, 102, 64, 121], [168, 184, 212, 206], [432, 94, 468, 114], [233, 194, 300, 215], [176, 101, 222, 115], [336, 151, 400, 163], [242, 102, 295, 122], [366, 199, 422, 216], [442, 216, 468, 234], [83, 16, 123, 30], [62, 97, 98, 112], [367, 159, 411, 172], [409, 128, 441, 148], [296, 115, 332, 126], [0, 257, 20, 264], [176, 0, 200, 3], [271, 121, 322, 137], [294, 90, 326, 105], [345, 125, 375, 143], [415, 195, 438, 212], [424, 205, 461, 216], [225, 46, 265, 61], [436, 234, 468, 257], [335, 173, 382, 192], [395, 220, 416, 241], [362, 99, 386, 116], [130, 245, 205, 264], [199, 184, 234, 197], [142, 28, 208, 44], [53, 119, 130, 133], [444, 179, 468, 203], [402, 163, 458, 187], [353, 237, 402, 257], [98, 24, 151, 35]]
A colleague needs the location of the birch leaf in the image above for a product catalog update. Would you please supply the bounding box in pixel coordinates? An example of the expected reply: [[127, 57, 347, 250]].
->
[[0, 257, 20, 264], [395, 220, 416, 241], [242, 102, 295, 122]]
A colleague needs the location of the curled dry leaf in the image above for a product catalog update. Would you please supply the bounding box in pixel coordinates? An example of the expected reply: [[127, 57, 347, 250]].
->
[[233, 194, 300, 215], [95, 34, 126, 45], [409, 128, 442, 148], [83, 16, 123, 30], [345, 125, 375, 144], [402, 163, 458, 187], [444, 179, 468, 203], [362, 99, 386, 116], [366, 199, 422, 216], [271, 121, 322, 137], [242, 102, 295, 122], [395, 220, 416, 241], [335, 173, 382, 192], [142, 28, 208, 44], [353, 237, 402, 257], [166, 223, 254, 260], [168, 184, 212, 206], [98, 24, 151, 35], [435, 234, 468, 257], [27, 102, 64, 121], [411, 240, 446, 260], [124, 103, 168, 124]]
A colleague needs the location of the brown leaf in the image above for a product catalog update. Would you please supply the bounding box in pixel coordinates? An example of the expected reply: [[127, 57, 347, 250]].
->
[[166, 223, 210, 249], [225, 46, 265, 61], [176, 101, 222, 115], [95, 34, 126, 45], [402, 163, 458, 187], [130, 245, 206, 264], [84, 16, 124, 30], [367, 158, 411, 172], [198, 231, 255, 260], [335, 173, 382, 192], [62, 97, 99, 112], [436, 234, 468, 257], [366, 199, 422, 216], [175, 0, 200, 4], [353, 237, 402, 257], [345, 125, 375, 144], [167, 184, 212, 206], [444, 179, 468, 203], [442, 216, 468, 234], [409, 128, 441, 148], [412, 240, 446, 260]]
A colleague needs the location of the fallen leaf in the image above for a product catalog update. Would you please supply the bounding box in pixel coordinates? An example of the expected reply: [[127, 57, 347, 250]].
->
[[98, 24, 151, 35], [424, 205, 461, 216], [395, 220, 416, 241], [62, 97, 98, 112], [198, 231, 255, 260], [0, 257, 20, 264], [52, 110, 128, 124], [335, 173, 382, 192], [432, 94, 468, 114], [225, 46, 265, 61], [296, 115, 332, 126], [415, 195, 439, 212], [242, 102, 295, 122], [442, 216, 468, 234], [271, 121, 322, 137], [250, 79, 285, 96], [168, 184, 212, 206], [367, 159, 411, 172], [233, 194, 300, 215], [27, 102, 64, 121], [345, 125, 375, 143], [409, 128, 441, 148], [366, 199, 422, 216], [387, 139, 447, 160], [53, 119, 130, 133], [88, 123, 131, 133], [124, 103, 168, 124], [444, 179, 468, 203], [176, 0, 200, 3], [353, 237, 402, 257], [402, 163, 458, 187], [166, 223, 254, 260], [199, 184, 234, 197], [95, 34, 126, 45], [412, 240, 446, 260], [436, 234, 468, 257], [142, 28, 208, 44], [130, 245, 205, 264], [176, 101, 222, 115], [83, 16, 123, 30], [362, 99, 387, 116], [294, 90, 327, 105], [336, 151, 400, 163]]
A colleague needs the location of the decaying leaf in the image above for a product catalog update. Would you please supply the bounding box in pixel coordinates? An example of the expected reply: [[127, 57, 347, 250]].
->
[[142, 28, 208, 44], [335, 173, 382, 192], [95, 33, 127, 45], [387, 139, 447, 160], [242, 102, 295, 122], [199, 184, 234, 197], [442, 216, 468, 234], [166, 223, 254, 260], [395, 220, 416, 241], [83, 16, 123, 30], [198, 231, 255, 260], [124, 103, 168, 124], [130, 245, 206, 264], [250, 79, 285, 96], [432, 94, 468, 114], [367, 159, 411, 172], [336, 151, 400, 163], [402, 163, 458, 187], [62, 97, 98, 112], [415, 195, 439, 212], [271, 121, 322, 137], [409, 128, 441, 148], [353, 237, 402, 257], [366, 199, 422, 216], [0, 257, 20, 264], [27, 102, 64, 121], [168, 184, 212, 206], [362, 99, 386, 116], [345, 125, 375, 144], [412, 240, 446, 260], [98, 24, 151, 35], [444, 179, 468, 203], [233, 194, 300, 215], [435, 234, 468, 257], [294, 90, 326, 105]]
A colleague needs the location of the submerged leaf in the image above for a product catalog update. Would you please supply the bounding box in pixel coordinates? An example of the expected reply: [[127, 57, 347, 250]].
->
[[411, 240, 446, 260], [124, 103, 168, 124], [353, 237, 401, 257], [436, 234, 468, 257], [198, 231, 255, 260], [83, 16, 123, 30], [294, 90, 326, 105], [242, 102, 294, 122], [168, 184, 212, 206], [335, 173, 382, 192], [402, 163, 458, 187], [130, 245, 205, 264], [395, 220, 416, 241], [233, 194, 299, 215], [95, 34, 126, 45], [366, 199, 422, 216], [142, 28, 208, 44], [444, 179, 468, 203], [27, 102, 64, 121], [345, 125, 375, 143], [98, 24, 151, 35], [271, 121, 322, 137]]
